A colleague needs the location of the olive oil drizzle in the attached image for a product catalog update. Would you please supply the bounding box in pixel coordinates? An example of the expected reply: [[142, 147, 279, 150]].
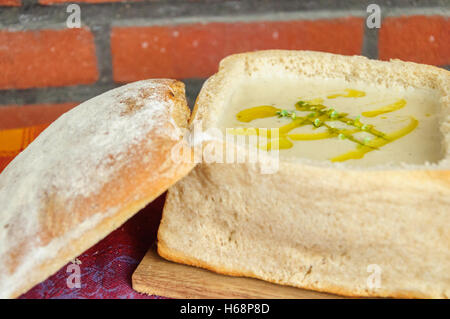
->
[[327, 89, 366, 99], [330, 117, 418, 162], [362, 99, 407, 118], [232, 90, 418, 162]]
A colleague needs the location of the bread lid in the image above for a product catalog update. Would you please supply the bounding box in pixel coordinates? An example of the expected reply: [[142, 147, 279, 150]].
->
[[0, 79, 195, 298]]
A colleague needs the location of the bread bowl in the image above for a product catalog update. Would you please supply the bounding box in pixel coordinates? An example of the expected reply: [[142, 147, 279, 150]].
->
[[157, 50, 450, 298], [0, 79, 194, 298]]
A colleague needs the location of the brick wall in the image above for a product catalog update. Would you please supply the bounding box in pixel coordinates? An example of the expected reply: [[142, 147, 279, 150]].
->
[[0, 0, 449, 114]]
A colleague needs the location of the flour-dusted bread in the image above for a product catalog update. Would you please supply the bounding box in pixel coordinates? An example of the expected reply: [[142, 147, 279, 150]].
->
[[0, 79, 194, 298], [157, 50, 450, 298]]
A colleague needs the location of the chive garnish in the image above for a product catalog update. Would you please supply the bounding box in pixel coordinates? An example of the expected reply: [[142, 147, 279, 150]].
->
[[249, 99, 387, 150]]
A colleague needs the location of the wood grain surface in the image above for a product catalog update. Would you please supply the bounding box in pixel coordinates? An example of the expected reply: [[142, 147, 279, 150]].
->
[[132, 246, 342, 299]]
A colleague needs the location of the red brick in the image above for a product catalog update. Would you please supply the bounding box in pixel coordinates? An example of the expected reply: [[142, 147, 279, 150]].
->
[[379, 15, 450, 66], [111, 18, 364, 81], [0, 103, 77, 130], [0, 28, 98, 89], [0, 0, 21, 6], [39, 0, 137, 4]]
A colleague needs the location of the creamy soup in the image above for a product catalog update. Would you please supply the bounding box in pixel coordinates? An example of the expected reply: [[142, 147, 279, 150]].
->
[[219, 77, 443, 166]]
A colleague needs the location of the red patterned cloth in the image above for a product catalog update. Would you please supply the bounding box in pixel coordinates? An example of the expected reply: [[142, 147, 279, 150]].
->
[[0, 119, 166, 299], [19, 195, 165, 299]]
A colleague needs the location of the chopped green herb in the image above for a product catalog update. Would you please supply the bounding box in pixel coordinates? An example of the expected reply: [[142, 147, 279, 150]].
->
[[330, 110, 339, 119], [276, 110, 290, 118]]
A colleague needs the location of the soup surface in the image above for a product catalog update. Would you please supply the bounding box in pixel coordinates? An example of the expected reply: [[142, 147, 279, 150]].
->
[[219, 77, 443, 166]]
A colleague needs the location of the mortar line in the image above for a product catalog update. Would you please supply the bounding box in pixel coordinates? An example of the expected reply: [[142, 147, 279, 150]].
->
[[0, 4, 448, 30]]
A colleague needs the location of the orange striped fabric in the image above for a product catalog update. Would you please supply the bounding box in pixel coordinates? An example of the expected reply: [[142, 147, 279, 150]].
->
[[0, 124, 49, 173]]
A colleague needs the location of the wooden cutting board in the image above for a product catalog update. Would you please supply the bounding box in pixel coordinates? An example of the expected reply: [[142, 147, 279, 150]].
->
[[132, 246, 342, 299]]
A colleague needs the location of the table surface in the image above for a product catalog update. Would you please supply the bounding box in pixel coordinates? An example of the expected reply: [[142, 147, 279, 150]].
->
[[1, 104, 162, 299]]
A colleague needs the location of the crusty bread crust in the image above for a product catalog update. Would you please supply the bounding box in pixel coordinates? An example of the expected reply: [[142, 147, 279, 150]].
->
[[158, 50, 450, 299], [157, 239, 429, 299], [0, 79, 194, 298]]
